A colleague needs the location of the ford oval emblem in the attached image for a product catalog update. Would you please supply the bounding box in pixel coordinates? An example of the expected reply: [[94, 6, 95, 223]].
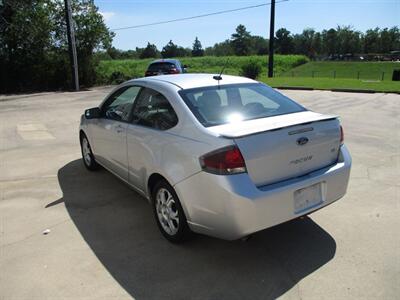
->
[[297, 137, 309, 146]]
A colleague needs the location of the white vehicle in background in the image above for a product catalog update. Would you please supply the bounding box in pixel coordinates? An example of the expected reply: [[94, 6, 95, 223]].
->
[[80, 74, 351, 243]]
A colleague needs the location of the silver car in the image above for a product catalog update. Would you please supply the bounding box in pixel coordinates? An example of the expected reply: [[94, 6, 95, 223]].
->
[[80, 74, 351, 242]]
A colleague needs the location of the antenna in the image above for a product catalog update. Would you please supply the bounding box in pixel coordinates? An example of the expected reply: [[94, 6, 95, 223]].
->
[[213, 58, 229, 81]]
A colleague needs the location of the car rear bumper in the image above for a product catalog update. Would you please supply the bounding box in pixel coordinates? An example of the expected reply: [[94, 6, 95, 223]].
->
[[174, 145, 352, 240]]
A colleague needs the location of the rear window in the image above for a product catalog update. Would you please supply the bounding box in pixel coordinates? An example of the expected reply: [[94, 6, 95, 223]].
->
[[178, 83, 306, 127], [147, 62, 176, 72]]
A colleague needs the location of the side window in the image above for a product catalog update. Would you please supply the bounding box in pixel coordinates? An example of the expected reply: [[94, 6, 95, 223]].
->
[[102, 86, 141, 122], [132, 88, 178, 130]]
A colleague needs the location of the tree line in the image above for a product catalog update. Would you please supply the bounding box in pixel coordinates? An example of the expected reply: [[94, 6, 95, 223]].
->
[[0, 0, 113, 93], [274, 26, 400, 59], [103, 24, 400, 60]]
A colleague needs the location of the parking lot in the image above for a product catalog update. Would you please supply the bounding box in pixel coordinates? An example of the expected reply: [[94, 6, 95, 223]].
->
[[0, 88, 399, 299]]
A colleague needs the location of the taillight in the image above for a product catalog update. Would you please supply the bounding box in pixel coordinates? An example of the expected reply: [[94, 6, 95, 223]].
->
[[169, 68, 179, 74], [200, 146, 246, 175], [340, 125, 344, 145]]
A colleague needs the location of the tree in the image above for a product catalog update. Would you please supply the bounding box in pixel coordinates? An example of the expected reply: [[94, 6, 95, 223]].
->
[[380, 28, 392, 53], [275, 28, 294, 54], [205, 40, 234, 56], [387, 26, 400, 51], [191, 37, 204, 57], [293, 28, 317, 58], [231, 24, 251, 56], [336, 26, 361, 55], [363, 28, 380, 53], [0, 0, 57, 91], [312, 32, 322, 55], [161, 40, 179, 58], [322, 28, 338, 56], [103, 48, 137, 60], [160, 40, 189, 58], [120, 50, 137, 59], [180, 47, 192, 57], [249, 36, 269, 55], [53, 0, 114, 86], [107, 47, 122, 59], [139, 42, 159, 59], [0, 0, 114, 93], [380, 27, 400, 53]]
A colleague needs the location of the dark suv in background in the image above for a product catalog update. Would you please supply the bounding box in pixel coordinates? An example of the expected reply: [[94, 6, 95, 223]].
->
[[145, 59, 187, 77]]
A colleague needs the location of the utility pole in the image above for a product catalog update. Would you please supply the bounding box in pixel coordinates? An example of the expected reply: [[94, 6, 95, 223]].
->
[[268, 0, 275, 78], [64, 0, 79, 91]]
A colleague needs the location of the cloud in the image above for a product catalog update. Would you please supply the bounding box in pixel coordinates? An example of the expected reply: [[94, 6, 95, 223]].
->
[[99, 11, 116, 21]]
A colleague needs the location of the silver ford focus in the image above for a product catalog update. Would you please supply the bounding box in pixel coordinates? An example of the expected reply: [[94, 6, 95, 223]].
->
[[80, 74, 351, 242]]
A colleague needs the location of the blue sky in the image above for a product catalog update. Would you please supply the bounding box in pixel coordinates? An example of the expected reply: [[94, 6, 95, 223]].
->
[[95, 0, 400, 50]]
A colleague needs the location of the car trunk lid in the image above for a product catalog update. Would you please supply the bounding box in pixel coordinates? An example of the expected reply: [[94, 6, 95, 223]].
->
[[208, 111, 341, 186]]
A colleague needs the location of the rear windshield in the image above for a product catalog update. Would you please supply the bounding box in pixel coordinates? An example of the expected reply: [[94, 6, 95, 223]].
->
[[147, 62, 176, 72], [178, 83, 306, 127]]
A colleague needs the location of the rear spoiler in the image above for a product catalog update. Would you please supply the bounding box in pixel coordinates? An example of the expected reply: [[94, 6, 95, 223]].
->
[[207, 111, 339, 139]]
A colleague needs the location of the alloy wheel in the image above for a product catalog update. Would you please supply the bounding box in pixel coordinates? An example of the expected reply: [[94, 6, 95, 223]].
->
[[155, 188, 180, 235], [82, 137, 92, 166]]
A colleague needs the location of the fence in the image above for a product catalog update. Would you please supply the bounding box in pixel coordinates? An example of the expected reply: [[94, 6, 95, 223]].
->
[[276, 71, 390, 81]]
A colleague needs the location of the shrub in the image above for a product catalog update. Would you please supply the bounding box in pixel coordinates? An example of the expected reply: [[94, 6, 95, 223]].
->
[[109, 71, 129, 84], [240, 60, 262, 79], [292, 56, 309, 67], [95, 55, 309, 85], [393, 69, 400, 81]]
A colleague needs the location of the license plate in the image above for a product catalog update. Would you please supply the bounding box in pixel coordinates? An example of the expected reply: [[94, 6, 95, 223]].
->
[[294, 183, 323, 214]]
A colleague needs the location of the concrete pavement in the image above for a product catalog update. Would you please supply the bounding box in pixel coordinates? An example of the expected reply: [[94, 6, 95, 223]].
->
[[0, 87, 399, 299]]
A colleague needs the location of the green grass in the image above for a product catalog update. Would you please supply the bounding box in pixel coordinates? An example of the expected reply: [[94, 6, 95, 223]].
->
[[265, 61, 400, 92], [278, 61, 400, 81], [96, 57, 400, 92], [95, 55, 308, 84], [260, 76, 400, 93]]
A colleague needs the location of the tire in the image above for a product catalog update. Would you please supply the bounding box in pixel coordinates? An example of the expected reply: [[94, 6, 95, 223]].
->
[[80, 134, 100, 171], [152, 180, 191, 243]]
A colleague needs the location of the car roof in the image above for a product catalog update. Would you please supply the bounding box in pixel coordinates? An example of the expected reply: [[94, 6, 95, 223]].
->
[[130, 73, 257, 89], [149, 59, 180, 64]]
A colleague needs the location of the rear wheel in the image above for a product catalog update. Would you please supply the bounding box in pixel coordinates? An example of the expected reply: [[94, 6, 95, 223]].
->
[[80, 134, 99, 171], [152, 180, 191, 243]]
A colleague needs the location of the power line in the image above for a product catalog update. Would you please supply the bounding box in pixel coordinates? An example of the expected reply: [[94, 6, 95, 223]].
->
[[111, 0, 289, 31]]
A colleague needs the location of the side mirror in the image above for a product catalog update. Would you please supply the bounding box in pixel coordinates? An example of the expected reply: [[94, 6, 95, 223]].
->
[[85, 107, 101, 119], [183, 64, 188, 68]]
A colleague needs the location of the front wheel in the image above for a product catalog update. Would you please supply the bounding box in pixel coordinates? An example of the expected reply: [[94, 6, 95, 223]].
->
[[152, 180, 191, 243], [80, 134, 99, 171]]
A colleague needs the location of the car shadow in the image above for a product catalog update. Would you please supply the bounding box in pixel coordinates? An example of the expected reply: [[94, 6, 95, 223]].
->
[[49, 159, 337, 300]]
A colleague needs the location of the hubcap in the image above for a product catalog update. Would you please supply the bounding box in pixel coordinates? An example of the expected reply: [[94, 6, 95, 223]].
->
[[82, 138, 92, 166], [156, 188, 179, 235]]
